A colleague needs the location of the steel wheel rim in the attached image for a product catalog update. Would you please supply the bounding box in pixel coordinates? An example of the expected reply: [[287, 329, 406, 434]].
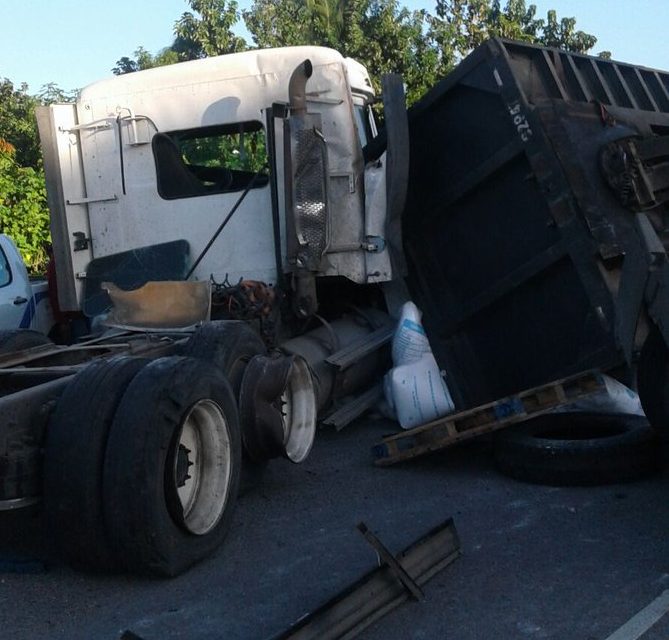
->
[[281, 356, 317, 463], [172, 399, 232, 535], [281, 389, 292, 440]]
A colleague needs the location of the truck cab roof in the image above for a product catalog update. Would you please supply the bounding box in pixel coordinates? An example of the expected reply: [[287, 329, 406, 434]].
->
[[80, 46, 374, 112]]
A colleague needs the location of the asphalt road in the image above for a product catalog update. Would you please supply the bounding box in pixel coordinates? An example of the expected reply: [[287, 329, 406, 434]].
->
[[1, 416, 668, 640]]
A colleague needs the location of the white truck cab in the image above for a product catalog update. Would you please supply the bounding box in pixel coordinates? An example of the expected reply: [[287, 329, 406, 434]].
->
[[36, 46, 395, 320], [4, 46, 408, 575]]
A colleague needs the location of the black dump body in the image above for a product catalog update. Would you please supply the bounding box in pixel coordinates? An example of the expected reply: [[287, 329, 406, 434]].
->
[[403, 38, 669, 410]]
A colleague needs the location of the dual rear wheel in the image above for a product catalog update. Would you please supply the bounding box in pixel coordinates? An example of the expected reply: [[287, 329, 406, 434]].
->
[[45, 355, 241, 576], [44, 320, 316, 575], [44, 321, 268, 576]]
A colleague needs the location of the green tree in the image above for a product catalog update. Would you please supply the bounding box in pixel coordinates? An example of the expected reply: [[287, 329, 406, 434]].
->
[[112, 0, 601, 103], [430, 0, 599, 63], [37, 83, 78, 105], [300, 0, 366, 52], [113, 46, 179, 75], [356, 1, 444, 104], [243, 0, 310, 48], [113, 0, 246, 75], [0, 79, 41, 169], [0, 141, 50, 272], [112, 56, 140, 75], [174, 0, 247, 58], [0, 80, 75, 272], [245, 0, 442, 104], [540, 9, 596, 53]]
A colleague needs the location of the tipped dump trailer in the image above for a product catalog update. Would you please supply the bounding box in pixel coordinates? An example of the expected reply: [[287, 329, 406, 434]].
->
[[403, 38, 669, 422]]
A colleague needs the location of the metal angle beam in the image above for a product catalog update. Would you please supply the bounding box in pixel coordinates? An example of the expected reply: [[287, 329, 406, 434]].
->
[[356, 522, 424, 602], [321, 384, 383, 432], [272, 518, 461, 640], [325, 325, 394, 370]]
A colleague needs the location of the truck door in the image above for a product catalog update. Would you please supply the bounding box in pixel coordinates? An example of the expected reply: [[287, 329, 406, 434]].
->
[[36, 104, 93, 313], [0, 237, 36, 330]]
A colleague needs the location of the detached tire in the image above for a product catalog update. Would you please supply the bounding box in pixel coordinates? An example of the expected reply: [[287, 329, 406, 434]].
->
[[494, 413, 660, 486], [0, 329, 51, 353], [637, 326, 669, 433], [103, 356, 241, 576], [44, 356, 148, 571]]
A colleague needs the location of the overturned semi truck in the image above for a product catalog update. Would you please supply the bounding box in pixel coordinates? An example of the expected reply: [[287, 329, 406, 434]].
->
[[0, 39, 668, 575]]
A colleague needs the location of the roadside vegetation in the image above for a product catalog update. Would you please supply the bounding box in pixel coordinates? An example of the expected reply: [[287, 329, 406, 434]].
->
[[2, 0, 603, 274]]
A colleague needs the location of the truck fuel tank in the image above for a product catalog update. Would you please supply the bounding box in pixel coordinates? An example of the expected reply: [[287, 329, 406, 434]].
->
[[280, 309, 392, 412]]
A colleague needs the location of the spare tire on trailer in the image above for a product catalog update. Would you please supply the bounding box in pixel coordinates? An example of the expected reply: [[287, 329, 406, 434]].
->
[[0, 329, 52, 353], [103, 356, 241, 576], [43, 356, 149, 571], [494, 413, 660, 486]]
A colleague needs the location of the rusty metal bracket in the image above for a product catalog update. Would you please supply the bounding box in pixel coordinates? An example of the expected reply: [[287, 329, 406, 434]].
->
[[356, 522, 424, 601], [273, 518, 461, 640]]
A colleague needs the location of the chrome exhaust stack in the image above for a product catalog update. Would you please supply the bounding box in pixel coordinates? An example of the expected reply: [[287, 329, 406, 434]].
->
[[284, 59, 329, 318], [288, 59, 313, 115]]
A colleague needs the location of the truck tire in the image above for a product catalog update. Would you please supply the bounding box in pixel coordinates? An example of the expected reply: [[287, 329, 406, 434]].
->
[[43, 356, 148, 571], [182, 320, 266, 395], [183, 321, 268, 489], [0, 329, 51, 353], [637, 326, 669, 433], [103, 356, 241, 576], [494, 413, 660, 486]]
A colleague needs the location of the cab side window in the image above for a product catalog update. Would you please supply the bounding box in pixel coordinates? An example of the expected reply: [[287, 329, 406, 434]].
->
[[153, 121, 269, 200]]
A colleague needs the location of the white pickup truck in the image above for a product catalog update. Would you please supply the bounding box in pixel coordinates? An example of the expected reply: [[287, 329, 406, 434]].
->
[[0, 234, 53, 336]]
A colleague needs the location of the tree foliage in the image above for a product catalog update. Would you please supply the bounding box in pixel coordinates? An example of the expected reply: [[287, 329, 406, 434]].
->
[[0, 80, 74, 273], [0, 79, 42, 169], [429, 0, 598, 61], [174, 0, 247, 58], [0, 141, 50, 272], [0, 80, 51, 272], [113, 46, 180, 75], [113, 0, 601, 106], [37, 83, 79, 105], [541, 9, 596, 52], [113, 0, 247, 74]]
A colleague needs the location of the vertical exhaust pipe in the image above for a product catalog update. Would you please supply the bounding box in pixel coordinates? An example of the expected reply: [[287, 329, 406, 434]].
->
[[285, 58, 327, 318], [288, 59, 313, 114]]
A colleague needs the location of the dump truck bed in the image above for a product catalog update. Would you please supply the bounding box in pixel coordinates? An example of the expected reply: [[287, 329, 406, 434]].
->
[[403, 38, 669, 409]]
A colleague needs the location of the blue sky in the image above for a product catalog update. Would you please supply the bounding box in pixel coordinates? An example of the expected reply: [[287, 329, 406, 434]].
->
[[2, 0, 668, 93]]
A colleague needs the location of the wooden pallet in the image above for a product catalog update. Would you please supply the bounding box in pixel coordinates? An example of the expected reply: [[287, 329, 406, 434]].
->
[[373, 370, 606, 466]]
